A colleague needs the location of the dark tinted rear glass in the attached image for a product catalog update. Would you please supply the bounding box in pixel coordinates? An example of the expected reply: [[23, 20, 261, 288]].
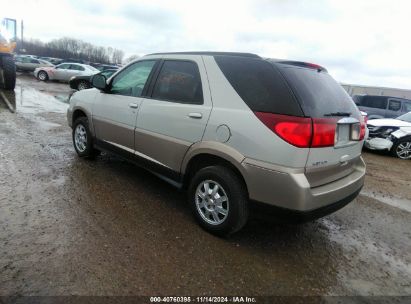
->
[[279, 65, 359, 118], [152, 60, 203, 104], [360, 96, 388, 109], [214, 56, 303, 116]]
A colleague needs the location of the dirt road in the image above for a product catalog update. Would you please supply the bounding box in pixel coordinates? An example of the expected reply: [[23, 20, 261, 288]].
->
[[1, 75, 410, 296]]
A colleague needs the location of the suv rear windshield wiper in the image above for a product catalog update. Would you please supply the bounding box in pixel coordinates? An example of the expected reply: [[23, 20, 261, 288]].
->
[[323, 112, 351, 117]]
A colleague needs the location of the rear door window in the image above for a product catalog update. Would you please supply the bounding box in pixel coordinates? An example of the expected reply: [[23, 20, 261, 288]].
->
[[388, 99, 401, 111], [279, 65, 359, 118], [151, 60, 203, 104], [215, 56, 303, 116], [403, 102, 411, 112]]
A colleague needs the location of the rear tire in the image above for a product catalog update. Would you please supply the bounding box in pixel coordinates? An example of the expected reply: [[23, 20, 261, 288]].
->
[[188, 166, 249, 236], [72, 117, 100, 159], [1, 56, 16, 90], [38, 70, 48, 81], [391, 139, 411, 160]]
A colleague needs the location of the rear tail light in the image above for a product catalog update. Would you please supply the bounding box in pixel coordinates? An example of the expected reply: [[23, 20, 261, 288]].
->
[[254, 112, 337, 148], [311, 118, 338, 147]]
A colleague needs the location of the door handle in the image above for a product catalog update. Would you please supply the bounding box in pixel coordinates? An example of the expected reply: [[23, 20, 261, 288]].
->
[[188, 112, 202, 119], [129, 103, 138, 109]]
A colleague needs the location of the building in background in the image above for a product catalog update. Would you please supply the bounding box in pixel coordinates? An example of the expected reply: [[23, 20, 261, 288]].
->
[[342, 83, 411, 99]]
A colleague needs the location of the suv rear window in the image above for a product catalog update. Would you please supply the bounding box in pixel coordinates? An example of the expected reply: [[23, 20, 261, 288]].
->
[[214, 56, 303, 116], [278, 65, 359, 118]]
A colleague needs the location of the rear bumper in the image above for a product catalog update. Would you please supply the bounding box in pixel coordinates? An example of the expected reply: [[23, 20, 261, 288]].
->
[[242, 157, 365, 213], [251, 187, 362, 222]]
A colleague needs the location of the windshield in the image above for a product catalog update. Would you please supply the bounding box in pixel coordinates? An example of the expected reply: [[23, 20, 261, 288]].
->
[[397, 112, 411, 122], [279, 65, 360, 118]]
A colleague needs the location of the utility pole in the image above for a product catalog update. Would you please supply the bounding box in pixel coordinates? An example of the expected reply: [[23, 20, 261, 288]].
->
[[20, 20, 24, 53]]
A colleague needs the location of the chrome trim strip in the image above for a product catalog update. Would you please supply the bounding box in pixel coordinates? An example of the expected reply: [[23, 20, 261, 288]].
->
[[104, 140, 171, 169]]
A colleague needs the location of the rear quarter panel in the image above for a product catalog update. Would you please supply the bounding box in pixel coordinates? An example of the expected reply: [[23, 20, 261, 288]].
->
[[201, 56, 309, 168]]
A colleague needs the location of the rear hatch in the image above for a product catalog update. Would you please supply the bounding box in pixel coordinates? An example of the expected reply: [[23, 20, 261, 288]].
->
[[276, 62, 365, 187]]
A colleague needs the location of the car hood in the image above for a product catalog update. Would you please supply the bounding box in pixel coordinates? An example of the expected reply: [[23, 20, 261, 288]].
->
[[367, 118, 411, 127]]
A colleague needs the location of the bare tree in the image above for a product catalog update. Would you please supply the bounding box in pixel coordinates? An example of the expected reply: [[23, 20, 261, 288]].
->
[[16, 37, 126, 64], [123, 54, 140, 64]]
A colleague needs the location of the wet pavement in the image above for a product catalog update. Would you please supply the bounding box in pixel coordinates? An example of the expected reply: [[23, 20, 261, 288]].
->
[[0, 75, 411, 296]]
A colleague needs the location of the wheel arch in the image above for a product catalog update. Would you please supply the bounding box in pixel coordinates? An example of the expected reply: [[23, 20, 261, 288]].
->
[[181, 142, 249, 195], [71, 107, 95, 137]]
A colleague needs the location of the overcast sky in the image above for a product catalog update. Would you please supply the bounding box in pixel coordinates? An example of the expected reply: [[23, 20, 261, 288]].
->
[[3, 0, 411, 89]]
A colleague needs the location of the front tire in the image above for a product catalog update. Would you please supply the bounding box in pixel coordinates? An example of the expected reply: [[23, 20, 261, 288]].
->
[[1, 56, 16, 90], [188, 166, 249, 236], [77, 81, 89, 91], [72, 117, 99, 159], [392, 139, 411, 160], [37, 70, 49, 81]]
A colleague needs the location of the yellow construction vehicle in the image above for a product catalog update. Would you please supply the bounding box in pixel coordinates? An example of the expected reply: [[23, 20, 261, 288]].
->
[[0, 18, 17, 90]]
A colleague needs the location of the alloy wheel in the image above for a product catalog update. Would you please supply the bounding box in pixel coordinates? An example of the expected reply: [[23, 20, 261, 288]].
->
[[74, 124, 87, 153], [195, 180, 229, 225]]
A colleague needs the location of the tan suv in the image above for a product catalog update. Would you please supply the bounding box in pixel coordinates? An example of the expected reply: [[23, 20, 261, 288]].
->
[[67, 52, 366, 236]]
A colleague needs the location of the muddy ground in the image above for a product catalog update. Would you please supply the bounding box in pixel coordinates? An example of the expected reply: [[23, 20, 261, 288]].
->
[[0, 75, 410, 297]]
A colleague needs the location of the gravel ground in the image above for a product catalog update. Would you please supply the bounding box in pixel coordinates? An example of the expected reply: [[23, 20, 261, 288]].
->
[[0, 75, 410, 297]]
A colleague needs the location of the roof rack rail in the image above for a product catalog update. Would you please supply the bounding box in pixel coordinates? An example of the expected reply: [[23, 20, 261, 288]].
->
[[147, 51, 261, 58]]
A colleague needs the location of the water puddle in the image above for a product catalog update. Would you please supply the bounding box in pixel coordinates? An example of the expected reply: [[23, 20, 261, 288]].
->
[[360, 191, 411, 213]]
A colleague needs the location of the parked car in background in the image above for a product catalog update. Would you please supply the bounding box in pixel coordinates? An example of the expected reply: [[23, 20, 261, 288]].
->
[[69, 68, 118, 90], [15, 56, 54, 72], [38, 57, 64, 65], [67, 52, 366, 235], [354, 95, 411, 119], [365, 111, 411, 159], [95, 64, 119, 71], [34, 63, 100, 82]]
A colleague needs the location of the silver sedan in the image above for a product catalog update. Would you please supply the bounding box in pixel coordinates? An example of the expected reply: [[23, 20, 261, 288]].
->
[[34, 63, 99, 82], [15, 56, 54, 72]]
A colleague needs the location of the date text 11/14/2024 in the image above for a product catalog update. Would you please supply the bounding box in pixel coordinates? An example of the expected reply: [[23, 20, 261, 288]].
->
[[150, 296, 257, 303]]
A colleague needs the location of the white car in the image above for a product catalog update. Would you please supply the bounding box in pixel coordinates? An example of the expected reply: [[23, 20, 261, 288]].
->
[[365, 112, 411, 159], [34, 63, 99, 82]]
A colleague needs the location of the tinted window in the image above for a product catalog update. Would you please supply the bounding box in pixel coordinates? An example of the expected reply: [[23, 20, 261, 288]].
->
[[404, 102, 411, 112], [388, 100, 401, 111], [279, 66, 359, 118], [111, 60, 156, 97], [30, 59, 40, 64], [152, 60, 203, 104], [360, 96, 388, 109], [215, 57, 302, 116], [352, 95, 364, 105]]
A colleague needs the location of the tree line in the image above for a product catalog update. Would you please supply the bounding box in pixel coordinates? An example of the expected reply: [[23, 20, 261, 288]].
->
[[16, 37, 125, 64]]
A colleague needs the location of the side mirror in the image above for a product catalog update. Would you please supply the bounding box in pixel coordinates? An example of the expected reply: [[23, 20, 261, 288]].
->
[[91, 74, 108, 91]]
